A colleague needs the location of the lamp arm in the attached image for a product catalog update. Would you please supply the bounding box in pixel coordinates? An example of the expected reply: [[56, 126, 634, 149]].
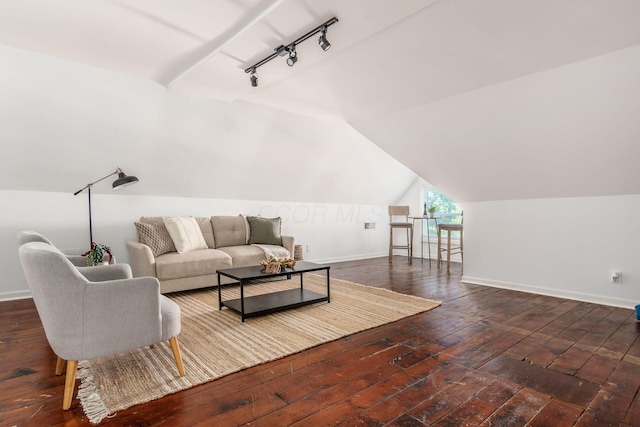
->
[[73, 168, 123, 195]]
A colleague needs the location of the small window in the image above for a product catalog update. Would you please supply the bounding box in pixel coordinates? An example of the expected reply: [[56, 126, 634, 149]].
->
[[423, 189, 462, 238]]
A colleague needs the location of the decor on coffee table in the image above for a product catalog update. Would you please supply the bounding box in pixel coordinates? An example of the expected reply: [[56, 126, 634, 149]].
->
[[73, 275, 441, 423], [260, 256, 296, 273], [261, 257, 282, 274]]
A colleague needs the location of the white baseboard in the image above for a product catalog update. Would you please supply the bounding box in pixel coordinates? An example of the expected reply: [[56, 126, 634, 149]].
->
[[307, 251, 388, 264], [0, 289, 32, 302], [306, 249, 462, 264], [309, 252, 448, 264], [462, 275, 636, 310]]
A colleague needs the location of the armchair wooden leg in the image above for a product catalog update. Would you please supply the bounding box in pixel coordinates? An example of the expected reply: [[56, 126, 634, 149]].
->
[[62, 360, 78, 410], [169, 337, 185, 376], [55, 357, 65, 375]]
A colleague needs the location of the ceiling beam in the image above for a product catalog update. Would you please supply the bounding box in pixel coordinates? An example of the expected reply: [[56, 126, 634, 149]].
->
[[166, 0, 286, 89]]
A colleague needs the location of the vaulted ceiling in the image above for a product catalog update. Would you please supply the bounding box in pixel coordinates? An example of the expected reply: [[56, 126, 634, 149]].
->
[[2, 0, 640, 203]]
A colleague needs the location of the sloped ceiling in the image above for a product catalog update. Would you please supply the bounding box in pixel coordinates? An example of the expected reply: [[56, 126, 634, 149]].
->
[[1, 0, 640, 202]]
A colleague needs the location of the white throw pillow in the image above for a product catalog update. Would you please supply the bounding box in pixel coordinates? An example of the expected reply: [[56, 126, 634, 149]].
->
[[163, 217, 208, 254]]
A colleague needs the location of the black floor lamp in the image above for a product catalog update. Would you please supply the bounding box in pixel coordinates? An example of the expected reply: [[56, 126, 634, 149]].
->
[[73, 167, 139, 247]]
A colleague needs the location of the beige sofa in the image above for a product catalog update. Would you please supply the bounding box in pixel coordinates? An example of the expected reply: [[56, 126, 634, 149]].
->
[[126, 216, 294, 293]]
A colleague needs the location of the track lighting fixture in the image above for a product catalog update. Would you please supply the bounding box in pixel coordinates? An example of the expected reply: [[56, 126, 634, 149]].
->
[[244, 16, 338, 87], [286, 47, 298, 67], [318, 27, 331, 51]]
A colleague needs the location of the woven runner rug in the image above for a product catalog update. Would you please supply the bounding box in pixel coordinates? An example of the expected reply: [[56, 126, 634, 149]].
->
[[77, 274, 441, 423]]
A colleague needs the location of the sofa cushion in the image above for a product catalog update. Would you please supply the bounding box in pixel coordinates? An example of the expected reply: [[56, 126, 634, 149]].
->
[[163, 217, 208, 254], [155, 249, 232, 281], [140, 216, 164, 226], [134, 221, 176, 257], [217, 245, 268, 267], [211, 216, 247, 248], [247, 216, 283, 246], [194, 217, 215, 249]]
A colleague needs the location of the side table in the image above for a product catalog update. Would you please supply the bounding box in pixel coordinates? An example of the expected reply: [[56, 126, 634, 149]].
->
[[409, 216, 439, 267]]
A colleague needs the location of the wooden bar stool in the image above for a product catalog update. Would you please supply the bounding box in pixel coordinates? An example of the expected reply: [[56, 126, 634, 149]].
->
[[388, 206, 413, 264], [437, 223, 463, 273]]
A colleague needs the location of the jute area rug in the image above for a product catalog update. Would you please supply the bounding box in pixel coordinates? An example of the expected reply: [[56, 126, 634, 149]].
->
[[77, 274, 441, 423]]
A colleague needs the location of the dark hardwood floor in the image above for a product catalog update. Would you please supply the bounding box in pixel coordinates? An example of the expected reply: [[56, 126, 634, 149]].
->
[[2, 256, 640, 426]]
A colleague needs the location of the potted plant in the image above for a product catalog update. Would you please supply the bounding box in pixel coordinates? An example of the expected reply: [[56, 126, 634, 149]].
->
[[427, 204, 436, 218], [82, 242, 113, 266]]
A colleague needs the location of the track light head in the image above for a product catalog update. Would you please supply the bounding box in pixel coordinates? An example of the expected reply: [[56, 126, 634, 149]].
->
[[319, 27, 331, 51], [244, 17, 338, 84], [286, 48, 298, 67]]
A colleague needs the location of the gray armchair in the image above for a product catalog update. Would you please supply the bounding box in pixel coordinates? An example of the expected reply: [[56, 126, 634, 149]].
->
[[18, 242, 185, 410], [16, 230, 105, 267]]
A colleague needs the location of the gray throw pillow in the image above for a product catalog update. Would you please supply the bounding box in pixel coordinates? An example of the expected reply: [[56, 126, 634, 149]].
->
[[247, 216, 283, 246]]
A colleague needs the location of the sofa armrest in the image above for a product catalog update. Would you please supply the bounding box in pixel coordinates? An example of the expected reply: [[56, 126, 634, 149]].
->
[[282, 235, 294, 257], [126, 240, 157, 278]]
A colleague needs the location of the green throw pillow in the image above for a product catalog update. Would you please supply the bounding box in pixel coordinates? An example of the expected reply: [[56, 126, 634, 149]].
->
[[247, 216, 283, 246]]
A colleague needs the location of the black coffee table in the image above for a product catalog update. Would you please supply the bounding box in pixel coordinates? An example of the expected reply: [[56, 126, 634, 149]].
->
[[216, 261, 330, 322]]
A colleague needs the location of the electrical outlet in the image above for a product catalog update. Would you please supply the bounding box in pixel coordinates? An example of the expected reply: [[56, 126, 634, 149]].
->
[[306, 244, 311, 253], [612, 272, 622, 284], [364, 222, 376, 230]]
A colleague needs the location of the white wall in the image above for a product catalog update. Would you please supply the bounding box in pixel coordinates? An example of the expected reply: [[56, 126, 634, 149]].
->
[[3, 189, 390, 300], [0, 45, 414, 301], [354, 43, 640, 204], [462, 194, 640, 309], [0, 45, 417, 205]]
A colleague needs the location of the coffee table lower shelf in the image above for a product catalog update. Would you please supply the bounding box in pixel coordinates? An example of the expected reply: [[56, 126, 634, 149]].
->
[[221, 289, 329, 319]]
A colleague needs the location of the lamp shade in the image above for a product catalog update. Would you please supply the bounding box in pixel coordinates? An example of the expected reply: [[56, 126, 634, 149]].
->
[[319, 31, 331, 51], [113, 171, 139, 189]]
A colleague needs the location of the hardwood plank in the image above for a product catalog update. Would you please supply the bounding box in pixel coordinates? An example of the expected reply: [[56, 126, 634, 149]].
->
[[480, 387, 551, 427], [480, 355, 599, 408], [2, 256, 640, 426], [528, 399, 583, 427]]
